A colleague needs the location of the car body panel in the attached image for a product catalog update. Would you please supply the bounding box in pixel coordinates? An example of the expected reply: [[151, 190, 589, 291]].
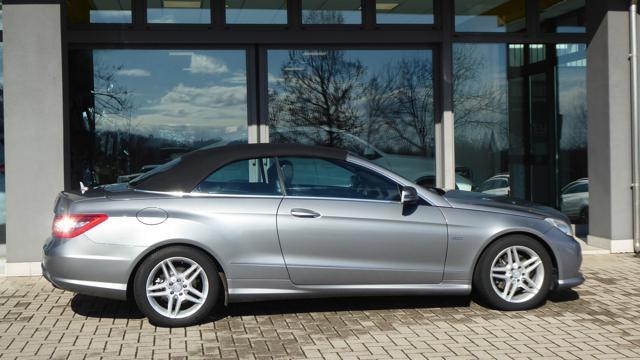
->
[[277, 197, 448, 285]]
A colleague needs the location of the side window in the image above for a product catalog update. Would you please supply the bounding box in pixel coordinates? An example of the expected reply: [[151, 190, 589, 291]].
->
[[193, 158, 282, 196], [278, 157, 401, 201]]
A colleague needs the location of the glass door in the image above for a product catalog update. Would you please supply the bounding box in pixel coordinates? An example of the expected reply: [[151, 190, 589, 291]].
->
[[508, 44, 559, 208]]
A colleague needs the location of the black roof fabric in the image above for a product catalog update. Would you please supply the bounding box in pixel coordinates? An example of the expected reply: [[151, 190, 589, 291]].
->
[[132, 143, 348, 192]]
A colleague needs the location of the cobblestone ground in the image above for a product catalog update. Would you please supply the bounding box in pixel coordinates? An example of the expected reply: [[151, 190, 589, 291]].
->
[[1, 254, 639, 359]]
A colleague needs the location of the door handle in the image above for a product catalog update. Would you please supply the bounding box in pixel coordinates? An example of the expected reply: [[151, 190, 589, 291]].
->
[[290, 208, 321, 218]]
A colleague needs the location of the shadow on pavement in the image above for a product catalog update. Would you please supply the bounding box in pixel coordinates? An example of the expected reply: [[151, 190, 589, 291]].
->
[[70, 294, 471, 323], [71, 294, 144, 319], [547, 289, 580, 303]]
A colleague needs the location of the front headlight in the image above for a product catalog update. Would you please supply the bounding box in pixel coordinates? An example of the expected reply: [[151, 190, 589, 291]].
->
[[545, 218, 573, 236]]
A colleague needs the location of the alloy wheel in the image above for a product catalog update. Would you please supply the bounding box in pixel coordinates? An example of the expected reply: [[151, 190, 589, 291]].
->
[[145, 257, 209, 319], [489, 246, 545, 303]]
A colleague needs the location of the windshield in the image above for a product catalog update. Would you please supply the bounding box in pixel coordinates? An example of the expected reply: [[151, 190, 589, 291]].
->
[[129, 157, 182, 187]]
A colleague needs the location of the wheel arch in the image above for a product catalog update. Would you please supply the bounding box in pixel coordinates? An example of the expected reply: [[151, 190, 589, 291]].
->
[[470, 231, 559, 288], [125, 240, 228, 304]]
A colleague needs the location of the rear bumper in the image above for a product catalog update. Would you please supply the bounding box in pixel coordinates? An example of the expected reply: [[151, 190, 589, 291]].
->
[[42, 236, 144, 301]]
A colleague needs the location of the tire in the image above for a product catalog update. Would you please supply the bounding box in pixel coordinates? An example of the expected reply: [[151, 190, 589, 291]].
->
[[473, 235, 552, 311], [579, 207, 589, 224], [133, 246, 220, 327]]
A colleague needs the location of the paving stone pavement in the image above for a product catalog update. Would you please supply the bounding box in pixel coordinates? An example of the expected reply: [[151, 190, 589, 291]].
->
[[1, 254, 640, 359]]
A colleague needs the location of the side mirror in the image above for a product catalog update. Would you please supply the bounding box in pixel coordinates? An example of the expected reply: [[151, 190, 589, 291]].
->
[[401, 186, 419, 204], [363, 147, 381, 160]]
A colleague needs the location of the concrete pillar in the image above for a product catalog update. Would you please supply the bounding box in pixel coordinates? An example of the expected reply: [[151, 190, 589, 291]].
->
[[586, 0, 635, 252], [3, 2, 65, 274]]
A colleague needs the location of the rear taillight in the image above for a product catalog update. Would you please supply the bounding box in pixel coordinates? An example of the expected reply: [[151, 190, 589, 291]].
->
[[52, 214, 108, 238]]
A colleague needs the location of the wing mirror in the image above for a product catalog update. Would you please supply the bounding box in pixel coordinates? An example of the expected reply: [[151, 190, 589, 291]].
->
[[401, 186, 419, 204]]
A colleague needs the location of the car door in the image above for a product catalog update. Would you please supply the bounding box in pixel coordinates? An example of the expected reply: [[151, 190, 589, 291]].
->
[[189, 157, 287, 280], [275, 156, 448, 286]]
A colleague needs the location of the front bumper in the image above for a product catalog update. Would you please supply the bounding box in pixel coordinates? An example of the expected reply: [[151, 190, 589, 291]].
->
[[556, 274, 585, 290], [42, 236, 145, 300], [544, 228, 585, 291]]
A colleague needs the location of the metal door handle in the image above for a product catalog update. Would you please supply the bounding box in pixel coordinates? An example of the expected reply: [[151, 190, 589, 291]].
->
[[290, 208, 321, 218]]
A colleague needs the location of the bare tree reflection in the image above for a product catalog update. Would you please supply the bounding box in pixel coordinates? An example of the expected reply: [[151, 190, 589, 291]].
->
[[269, 50, 366, 147], [365, 58, 435, 157]]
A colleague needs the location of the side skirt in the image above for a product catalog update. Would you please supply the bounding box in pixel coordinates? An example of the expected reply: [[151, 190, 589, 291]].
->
[[226, 279, 471, 303]]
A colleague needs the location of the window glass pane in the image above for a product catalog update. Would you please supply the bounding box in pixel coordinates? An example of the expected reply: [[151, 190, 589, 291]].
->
[[453, 43, 587, 226], [540, 0, 586, 33], [278, 157, 400, 201], [68, 49, 248, 186], [302, 0, 362, 24], [68, 0, 132, 24], [0, 2, 3, 31], [268, 49, 437, 189], [376, 0, 434, 25], [455, 0, 526, 32], [557, 43, 588, 225], [147, 0, 211, 24], [194, 158, 282, 195], [226, 0, 287, 24]]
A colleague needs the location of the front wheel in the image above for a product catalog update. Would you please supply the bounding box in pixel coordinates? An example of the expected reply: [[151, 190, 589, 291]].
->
[[133, 246, 220, 327], [473, 235, 552, 311]]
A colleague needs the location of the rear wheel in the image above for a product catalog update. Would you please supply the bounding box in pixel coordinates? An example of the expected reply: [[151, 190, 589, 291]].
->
[[133, 246, 219, 327], [579, 206, 589, 224], [473, 235, 552, 311]]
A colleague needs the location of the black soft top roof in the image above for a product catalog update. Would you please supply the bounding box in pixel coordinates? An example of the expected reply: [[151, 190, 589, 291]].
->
[[131, 143, 348, 192]]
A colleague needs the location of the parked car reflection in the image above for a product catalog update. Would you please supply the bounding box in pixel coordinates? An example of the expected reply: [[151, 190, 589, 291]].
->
[[560, 178, 589, 224], [476, 174, 510, 196]]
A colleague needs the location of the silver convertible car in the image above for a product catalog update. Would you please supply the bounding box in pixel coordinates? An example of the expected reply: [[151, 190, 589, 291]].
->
[[42, 144, 583, 327]]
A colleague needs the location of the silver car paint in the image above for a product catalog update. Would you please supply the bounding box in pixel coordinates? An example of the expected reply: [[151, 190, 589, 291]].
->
[[42, 154, 583, 303]]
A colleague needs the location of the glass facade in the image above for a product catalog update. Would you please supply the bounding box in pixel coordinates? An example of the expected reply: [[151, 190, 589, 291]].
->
[[453, 43, 587, 223], [225, 0, 287, 24], [147, 0, 211, 24], [68, 49, 248, 186], [64, 1, 589, 226], [375, 0, 434, 25], [67, 0, 132, 24], [301, 0, 362, 24], [267, 49, 437, 187], [455, 0, 527, 32]]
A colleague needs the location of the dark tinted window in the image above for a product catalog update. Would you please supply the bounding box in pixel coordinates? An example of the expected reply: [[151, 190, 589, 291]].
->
[[68, 0, 132, 24], [226, 0, 287, 24], [376, 0, 434, 25], [278, 157, 400, 201], [302, 0, 362, 24], [564, 182, 588, 194], [193, 158, 282, 195], [539, 0, 585, 33], [147, 0, 211, 24], [455, 0, 526, 32]]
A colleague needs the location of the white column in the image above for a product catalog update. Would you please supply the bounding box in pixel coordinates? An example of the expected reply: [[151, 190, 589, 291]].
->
[[586, 5, 635, 253], [3, 3, 65, 274]]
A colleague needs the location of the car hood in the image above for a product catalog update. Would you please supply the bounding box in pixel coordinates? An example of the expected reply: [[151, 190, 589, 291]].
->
[[444, 190, 570, 223]]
